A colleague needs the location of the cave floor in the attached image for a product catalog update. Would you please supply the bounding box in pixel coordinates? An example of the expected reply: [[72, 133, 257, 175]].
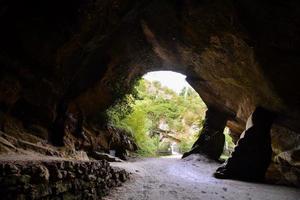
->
[[104, 155, 300, 200]]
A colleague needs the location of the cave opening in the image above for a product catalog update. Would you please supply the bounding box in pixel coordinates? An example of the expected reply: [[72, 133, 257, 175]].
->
[[1, 0, 300, 199], [104, 70, 235, 160]]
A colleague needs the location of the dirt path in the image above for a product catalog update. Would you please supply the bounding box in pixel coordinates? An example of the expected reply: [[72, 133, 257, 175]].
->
[[104, 155, 300, 200]]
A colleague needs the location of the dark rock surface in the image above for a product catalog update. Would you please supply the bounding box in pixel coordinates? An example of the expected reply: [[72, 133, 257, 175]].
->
[[214, 107, 275, 182], [182, 107, 229, 161], [0, 0, 299, 186], [0, 113, 136, 160], [0, 159, 129, 200], [90, 152, 124, 162]]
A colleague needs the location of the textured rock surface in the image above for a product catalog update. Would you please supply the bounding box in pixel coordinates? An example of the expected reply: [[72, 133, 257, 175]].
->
[[265, 125, 300, 186], [0, 158, 129, 200], [0, 112, 136, 160], [182, 107, 229, 160], [0, 0, 300, 186], [215, 107, 275, 181], [90, 152, 124, 162]]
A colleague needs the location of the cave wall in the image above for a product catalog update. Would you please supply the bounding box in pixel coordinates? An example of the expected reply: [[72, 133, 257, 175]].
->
[[0, 159, 129, 199], [0, 0, 300, 185]]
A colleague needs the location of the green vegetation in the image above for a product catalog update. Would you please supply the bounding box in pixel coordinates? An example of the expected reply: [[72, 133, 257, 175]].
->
[[106, 78, 234, 157], [221, 127, 235, 159]]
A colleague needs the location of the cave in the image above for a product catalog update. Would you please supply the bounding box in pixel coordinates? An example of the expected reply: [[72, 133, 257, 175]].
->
[[0, 0, 300, 199]]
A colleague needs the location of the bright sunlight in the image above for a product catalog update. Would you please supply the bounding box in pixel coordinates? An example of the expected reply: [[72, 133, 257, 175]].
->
[[106, 71, 234, 157]]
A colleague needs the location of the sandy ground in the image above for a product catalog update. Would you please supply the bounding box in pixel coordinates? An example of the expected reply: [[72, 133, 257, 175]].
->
[[104, 155, 300, 200]]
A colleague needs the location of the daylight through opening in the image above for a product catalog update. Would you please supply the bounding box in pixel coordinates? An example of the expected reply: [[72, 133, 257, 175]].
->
[[106, 71, 234, 158]]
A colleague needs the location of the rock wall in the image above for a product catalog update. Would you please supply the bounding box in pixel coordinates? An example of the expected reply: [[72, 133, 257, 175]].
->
[[0, 159, 129, 200], [0, 0, 300, 186], [0, 111, 136, 160], [265, 125, 300, 187]]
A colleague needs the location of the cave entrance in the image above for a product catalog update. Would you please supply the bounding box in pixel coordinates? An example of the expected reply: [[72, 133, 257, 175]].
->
[[106, 71, 234, 159]]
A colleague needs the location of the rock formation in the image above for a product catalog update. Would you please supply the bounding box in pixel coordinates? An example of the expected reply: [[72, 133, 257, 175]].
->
[[0, 0, 299, 195], [214, 107, 275, 181], [182, 106, 229, 161], [0, 158, 129, 199]]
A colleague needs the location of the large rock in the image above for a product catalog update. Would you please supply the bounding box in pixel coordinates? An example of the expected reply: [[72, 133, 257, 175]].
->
[[214, 107, 275, 181], [182, 106, 229, 161]]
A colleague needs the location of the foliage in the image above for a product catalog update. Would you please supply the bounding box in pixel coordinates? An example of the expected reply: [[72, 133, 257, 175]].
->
[[158, 141, 172, 153], [106, 77, 208, 156], [106, 95, 135, 128], [121, 105, 158, 156], [220, 127, 235, 159], [178, 136, 195, 153]]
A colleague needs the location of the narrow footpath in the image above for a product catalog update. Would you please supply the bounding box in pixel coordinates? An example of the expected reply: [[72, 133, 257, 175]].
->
[[104, 155, 300, 200]]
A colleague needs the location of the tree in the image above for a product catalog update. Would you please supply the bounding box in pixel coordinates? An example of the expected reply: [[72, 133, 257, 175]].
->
[[106, 78, 207, 156]]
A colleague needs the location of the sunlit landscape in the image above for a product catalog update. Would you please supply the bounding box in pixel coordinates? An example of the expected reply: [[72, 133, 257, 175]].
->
[[105, 71, 234, 157]]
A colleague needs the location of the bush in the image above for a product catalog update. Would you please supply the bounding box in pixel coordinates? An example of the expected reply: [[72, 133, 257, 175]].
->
[[179, 136, 195, 153], [106, 78, 207, 157]]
